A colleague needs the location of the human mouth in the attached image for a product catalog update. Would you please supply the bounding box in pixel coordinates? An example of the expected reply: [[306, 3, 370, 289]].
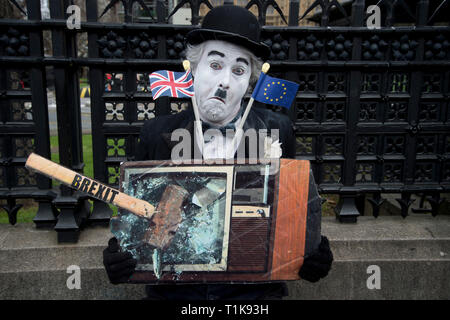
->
[[210, 96, 225, 104]]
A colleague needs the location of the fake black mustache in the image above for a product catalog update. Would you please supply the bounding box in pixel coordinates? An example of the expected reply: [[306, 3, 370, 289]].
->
[[214, 88, 227, 100]]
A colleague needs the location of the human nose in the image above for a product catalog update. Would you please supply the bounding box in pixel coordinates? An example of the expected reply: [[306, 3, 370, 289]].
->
[[219, 68, 232, 89]]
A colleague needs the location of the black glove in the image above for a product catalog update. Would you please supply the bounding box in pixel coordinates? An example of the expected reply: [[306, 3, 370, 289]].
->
[[299, 235, 333, 283], [103, 237, 137, 284]]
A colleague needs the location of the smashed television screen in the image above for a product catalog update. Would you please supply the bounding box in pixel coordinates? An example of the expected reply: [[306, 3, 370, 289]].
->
[[111, 159, 321, 283]]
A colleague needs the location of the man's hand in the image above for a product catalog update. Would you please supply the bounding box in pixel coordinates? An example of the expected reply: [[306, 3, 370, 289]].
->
[[299, 236, 333, 283], [103, 237, 137, 284]]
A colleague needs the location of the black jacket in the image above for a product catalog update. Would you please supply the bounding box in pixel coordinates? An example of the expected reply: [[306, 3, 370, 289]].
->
[[136, 106, 296, 161]]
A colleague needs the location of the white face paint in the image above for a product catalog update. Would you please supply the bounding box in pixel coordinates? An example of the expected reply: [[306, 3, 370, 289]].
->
[[192, 40, 252, 127]]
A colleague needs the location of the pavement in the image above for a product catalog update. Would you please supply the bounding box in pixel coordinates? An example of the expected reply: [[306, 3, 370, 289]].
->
[[0, 215, 449, 300]]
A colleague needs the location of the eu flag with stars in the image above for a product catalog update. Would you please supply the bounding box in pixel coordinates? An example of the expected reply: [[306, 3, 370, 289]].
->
[[251, 72, 299, 109]]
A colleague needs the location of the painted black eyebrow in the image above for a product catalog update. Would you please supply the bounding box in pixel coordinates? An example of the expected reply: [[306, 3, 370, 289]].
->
[[207, 50, 249, 66], [236, 57, 249, 65], [207, 50, 225, 57]]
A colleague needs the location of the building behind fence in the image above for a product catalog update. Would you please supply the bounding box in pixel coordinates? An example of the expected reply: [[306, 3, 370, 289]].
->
[[0, 0, 449, 242]]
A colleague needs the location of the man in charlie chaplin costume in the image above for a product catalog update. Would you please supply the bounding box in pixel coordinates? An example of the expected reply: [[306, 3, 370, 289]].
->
[[103, 4, 333, 300]]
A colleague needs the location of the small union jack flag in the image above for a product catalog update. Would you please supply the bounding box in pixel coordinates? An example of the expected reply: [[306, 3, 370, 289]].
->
[[149, 70, 194, 100]]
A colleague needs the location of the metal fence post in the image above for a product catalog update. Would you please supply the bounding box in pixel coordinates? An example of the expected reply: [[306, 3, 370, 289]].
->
[[85, 0, 113, 226], [26, 0, 59, 228], [49, 0, 86, 242], [399, 0, 429, 217], [335, 0, 365, 223]]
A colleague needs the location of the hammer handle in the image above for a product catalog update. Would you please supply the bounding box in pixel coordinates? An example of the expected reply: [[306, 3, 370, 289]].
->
[[25, 153, 155, 219]]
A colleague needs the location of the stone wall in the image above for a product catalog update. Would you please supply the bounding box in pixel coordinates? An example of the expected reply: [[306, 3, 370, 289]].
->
[[1, 216, 449, 300]]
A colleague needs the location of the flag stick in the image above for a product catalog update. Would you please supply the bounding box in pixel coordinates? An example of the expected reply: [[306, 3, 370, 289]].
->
[[183, 60, 204, 155], [228, 63, 270, 158]]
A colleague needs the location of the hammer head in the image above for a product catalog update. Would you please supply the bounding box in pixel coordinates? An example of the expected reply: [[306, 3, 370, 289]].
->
[[144, 184, 189, 250]]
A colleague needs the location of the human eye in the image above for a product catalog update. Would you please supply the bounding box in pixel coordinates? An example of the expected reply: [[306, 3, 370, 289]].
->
[[210, 62, 222, 70], [232, 66, 246, 76]]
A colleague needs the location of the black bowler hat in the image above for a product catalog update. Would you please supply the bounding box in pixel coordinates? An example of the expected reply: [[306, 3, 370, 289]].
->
[[186, 5, 270, 60]]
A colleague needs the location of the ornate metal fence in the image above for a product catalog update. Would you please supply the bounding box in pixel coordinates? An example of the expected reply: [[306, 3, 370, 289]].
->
[[0, 0, 449, 242]]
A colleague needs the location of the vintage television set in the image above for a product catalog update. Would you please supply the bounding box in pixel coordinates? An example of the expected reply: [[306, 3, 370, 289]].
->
[[112, 158, 321, 283]]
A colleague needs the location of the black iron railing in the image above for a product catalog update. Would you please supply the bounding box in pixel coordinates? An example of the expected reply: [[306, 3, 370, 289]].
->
[[0, 0, 448, 242]]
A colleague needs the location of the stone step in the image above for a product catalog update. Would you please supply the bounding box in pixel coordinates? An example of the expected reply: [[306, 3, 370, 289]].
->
[[332, 239, 449, 261], [286, 259, 450, 300]]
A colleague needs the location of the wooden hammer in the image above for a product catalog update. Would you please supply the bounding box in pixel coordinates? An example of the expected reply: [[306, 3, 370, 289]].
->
[[25, 153, 189, 249], [25, 153, 156, 219]]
